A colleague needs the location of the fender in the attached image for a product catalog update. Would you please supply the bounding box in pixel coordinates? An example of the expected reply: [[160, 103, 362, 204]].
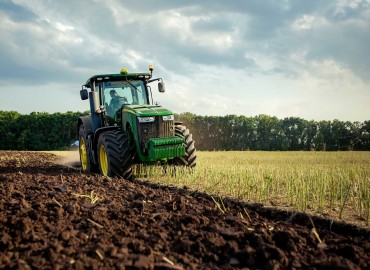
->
[[77, 115, 93, 137]]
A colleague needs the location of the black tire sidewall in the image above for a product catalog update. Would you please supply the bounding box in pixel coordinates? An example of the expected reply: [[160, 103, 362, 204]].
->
[[97, 130, 133, 178]]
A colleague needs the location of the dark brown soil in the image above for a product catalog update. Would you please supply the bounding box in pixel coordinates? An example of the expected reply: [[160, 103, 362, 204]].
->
[[0, 151, 369, 270]]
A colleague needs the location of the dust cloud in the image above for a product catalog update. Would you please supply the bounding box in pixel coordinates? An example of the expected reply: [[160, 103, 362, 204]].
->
[[54, 150, 81, 169]]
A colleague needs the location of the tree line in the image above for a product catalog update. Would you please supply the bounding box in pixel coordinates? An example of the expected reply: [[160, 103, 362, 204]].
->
[[0, 111, 86, 150], [175, 113, 370, 151], [0, 111, 369, 151]]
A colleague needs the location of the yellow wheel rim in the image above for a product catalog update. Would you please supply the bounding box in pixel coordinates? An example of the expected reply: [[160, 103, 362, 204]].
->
[[99, 145, 109, 176], [79, 137, 88, 171]]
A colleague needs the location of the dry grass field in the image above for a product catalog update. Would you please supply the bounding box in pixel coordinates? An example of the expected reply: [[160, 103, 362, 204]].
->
[[134, 151, 370, 227]]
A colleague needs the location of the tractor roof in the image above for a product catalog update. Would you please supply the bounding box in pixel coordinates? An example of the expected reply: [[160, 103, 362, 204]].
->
[[84, 72, 151, 88]]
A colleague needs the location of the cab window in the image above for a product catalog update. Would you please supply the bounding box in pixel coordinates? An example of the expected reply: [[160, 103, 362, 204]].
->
[[102, 80, 148, 117]]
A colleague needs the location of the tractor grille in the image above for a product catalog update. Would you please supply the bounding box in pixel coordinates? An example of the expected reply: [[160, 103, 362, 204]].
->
[[138, 117, 174, 144]]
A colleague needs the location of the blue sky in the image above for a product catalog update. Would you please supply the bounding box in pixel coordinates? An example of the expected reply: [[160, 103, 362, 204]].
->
[[0, 0, 369, 121]]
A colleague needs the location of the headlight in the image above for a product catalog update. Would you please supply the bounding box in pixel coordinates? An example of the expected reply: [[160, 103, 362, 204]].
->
[[162, 115, 174, 121], [138, 116, 155, 123]]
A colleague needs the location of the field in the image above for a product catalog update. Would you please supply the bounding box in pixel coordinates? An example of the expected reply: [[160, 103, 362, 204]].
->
[[134, 151, 370, 227], [0, 151, 369, 269]]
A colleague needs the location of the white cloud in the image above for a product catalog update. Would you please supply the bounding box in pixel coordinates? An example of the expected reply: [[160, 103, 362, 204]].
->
[[334, 0, 368, 15], [292, 15, 328, 31], [54, 21, 74, 32], [0, 0, 369, 121], [158, 11, 238, 53]]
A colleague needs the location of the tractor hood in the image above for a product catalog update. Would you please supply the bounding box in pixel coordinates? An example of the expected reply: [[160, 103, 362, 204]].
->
[[123, 104, 173, 117]]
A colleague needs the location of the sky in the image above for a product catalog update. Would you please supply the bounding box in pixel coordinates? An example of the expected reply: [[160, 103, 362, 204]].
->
[[0, 0, 369, 121]]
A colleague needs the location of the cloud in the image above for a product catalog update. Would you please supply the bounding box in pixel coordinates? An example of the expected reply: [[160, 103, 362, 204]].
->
[[0, 0, 369, 121], [0, 0, 37, 22]]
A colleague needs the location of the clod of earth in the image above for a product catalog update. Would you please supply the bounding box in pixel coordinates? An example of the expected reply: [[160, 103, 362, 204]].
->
[[0, 151, 369, 269]]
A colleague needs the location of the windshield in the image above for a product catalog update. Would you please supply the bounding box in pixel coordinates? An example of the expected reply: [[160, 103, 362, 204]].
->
[[102, 80, 148, 117]]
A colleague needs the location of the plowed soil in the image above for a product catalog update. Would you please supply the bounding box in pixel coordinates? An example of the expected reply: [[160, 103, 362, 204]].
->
[[0, 151, 369, 270]]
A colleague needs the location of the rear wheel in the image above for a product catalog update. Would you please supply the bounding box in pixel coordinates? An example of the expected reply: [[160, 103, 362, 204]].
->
[[79, 125, 96, 173], [171, 124, 197, 167], [97, 130, 133, 179]]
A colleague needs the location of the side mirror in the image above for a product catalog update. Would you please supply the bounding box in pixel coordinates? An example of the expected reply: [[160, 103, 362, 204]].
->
[[158, 82, 166, 93], [80, 89, 88, 100]]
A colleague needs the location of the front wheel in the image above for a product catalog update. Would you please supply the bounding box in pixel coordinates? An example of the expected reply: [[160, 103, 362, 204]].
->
[[171, 124, 197, 167], [97, 130, 133, 179]]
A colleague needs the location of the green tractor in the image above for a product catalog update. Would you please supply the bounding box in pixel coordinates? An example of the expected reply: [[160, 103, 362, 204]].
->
[[78, 66, 196, 179]]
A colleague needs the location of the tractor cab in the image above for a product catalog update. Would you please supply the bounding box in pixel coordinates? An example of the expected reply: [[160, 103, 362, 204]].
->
[[80, 67, 165, 129]]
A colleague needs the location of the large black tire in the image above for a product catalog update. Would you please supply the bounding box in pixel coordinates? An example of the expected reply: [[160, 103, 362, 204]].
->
[[97, 130, 133, 179], [79, 125, 97, 173], [171, 124, 197, 167]]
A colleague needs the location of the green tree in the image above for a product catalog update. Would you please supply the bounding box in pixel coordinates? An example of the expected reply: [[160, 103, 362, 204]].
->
[[0, 111, 21, 150], [254, 115, 285, 151], [282, 117, 307, 150], [301, 120, 318, 150], [358, 121, 370, 150]]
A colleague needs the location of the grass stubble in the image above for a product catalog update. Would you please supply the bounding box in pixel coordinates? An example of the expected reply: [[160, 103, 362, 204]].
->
[[134, 151, 370, 227]]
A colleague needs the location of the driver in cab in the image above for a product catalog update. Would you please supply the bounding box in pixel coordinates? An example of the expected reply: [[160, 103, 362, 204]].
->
[[109, 89, 128, 111], [105, 89, 128, 120]]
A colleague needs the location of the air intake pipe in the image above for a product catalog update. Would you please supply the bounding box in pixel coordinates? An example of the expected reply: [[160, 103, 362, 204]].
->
[[89, 90, 101, 132]]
